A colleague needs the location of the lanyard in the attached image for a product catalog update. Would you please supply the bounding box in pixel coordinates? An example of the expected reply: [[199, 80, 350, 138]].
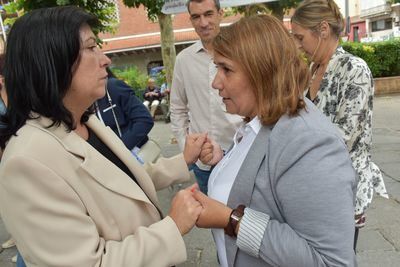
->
[[95, 82, 122, 138]]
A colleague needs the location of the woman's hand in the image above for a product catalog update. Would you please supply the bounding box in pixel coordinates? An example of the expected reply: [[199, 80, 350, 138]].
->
[[183, 133, 207, 165], [199, 138, 224, 166], [168, 185, 202, 235], [192, 190, 232, 229]]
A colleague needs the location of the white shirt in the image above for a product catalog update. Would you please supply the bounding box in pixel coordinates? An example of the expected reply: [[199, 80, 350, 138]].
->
[[208, 117, 262, 267], [170, 40, 243, 170]]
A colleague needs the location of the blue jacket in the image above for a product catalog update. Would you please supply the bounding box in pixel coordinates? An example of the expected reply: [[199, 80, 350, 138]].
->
[[143, 86, 162, 102], [97, 78, 154, 149]]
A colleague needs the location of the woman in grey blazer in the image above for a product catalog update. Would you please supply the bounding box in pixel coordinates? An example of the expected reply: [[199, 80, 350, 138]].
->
[[193, 15, 357, 266]]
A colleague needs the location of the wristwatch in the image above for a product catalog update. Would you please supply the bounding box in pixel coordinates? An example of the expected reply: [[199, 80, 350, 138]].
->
[[224, 204, 245, 237]]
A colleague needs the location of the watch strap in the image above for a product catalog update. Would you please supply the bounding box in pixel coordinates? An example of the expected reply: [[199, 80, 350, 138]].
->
[[224, 204, 245, 237]]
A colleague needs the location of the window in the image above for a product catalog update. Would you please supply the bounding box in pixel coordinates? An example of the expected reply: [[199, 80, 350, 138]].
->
[[99, 0, 120, 25], [371, 18, 392, 32]]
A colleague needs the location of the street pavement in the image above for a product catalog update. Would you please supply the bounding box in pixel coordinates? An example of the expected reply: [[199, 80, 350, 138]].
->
[[0, 94, 399, 266]]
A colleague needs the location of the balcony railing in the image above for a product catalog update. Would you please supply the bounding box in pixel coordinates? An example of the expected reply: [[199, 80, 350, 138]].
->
[[360, 3, 392, 18]]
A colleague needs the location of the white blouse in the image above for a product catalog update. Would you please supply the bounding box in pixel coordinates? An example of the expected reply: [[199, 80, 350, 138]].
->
[[208, 116, 261, 267]]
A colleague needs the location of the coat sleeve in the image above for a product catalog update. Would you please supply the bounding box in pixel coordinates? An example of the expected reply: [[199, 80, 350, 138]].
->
[[112, 79, 154, 149], [332, 60, 373, 149], [144, 153, 191, 190], [237, 130, 356, 266], [0, 156, 186, 267]]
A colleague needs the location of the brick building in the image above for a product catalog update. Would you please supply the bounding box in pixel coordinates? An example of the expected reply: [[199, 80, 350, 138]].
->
[[99, 0, 239, 74]]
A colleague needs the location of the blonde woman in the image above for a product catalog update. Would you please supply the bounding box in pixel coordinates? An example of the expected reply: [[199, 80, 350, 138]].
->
[[291, 0, 388, 249]]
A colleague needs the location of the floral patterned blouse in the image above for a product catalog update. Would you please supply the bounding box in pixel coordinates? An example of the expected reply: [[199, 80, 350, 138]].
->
[[306, 46, 388, 216]]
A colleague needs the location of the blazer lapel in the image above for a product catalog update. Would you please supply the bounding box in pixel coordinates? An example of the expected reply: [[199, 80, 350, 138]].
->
[[27, 116, 160, 209], [85, 116, 161, 209], [228, 125, 271, 207], [225, 125, 272, 267], [80, 142, 156, 206]]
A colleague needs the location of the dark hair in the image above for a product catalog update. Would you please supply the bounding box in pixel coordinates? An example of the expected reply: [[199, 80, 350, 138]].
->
[[0, 53, 5, 91], [0, 54, 5, 76], [0, 6, 99, 149], [187, 0, 220, 13]]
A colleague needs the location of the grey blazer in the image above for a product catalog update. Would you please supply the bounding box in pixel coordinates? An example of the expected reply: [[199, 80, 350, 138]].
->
[[225, 99, 357, 266]]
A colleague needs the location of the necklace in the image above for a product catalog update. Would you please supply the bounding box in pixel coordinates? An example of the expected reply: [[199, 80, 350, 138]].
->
[[307, 63, 326, 100], [307, 64, 319, 100], [309, 63, 320, 88]]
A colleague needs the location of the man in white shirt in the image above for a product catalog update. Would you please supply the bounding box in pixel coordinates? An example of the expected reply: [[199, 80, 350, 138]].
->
[[170, 0, 242, 194]]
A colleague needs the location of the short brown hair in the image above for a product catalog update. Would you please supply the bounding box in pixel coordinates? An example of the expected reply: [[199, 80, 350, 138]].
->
[[187, 0, 220, 13], [212, 14, 309, 126], [291, 0, 344, 38]]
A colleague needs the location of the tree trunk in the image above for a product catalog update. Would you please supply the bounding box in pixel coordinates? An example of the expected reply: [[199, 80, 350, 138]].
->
[[157, 13, 176, 87]]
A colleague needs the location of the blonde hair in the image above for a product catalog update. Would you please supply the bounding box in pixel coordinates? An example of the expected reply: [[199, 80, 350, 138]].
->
[[291, 0, 344, 38], [212, 14, 309, 126]]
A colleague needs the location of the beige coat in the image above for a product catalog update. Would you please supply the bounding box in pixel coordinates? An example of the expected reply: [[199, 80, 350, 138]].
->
[[0, 115, 190, 267]]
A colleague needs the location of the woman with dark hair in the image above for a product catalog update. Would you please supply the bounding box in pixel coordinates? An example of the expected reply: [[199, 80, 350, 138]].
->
[[0, 6, 204, 266], [192, 14, 357, 266]]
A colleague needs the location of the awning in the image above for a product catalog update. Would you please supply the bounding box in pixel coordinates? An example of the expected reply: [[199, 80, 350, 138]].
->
[[162, 0, 277, 15]]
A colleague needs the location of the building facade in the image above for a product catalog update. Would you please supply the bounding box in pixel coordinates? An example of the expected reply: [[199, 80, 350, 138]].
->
[[99, 0, 239, 74], [99, 0, 400, 73], [360, 0, 400, 42], [335, 0, 367, 42]]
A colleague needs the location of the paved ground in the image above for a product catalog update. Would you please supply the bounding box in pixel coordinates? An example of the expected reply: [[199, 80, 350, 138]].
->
[[356, 94, 400, 267], [0, 94, 399, 266]]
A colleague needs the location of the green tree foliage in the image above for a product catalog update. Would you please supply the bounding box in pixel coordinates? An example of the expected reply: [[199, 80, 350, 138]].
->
[[111, 66, 148, 100], [232, 0, 302, 19], [122, 0, 163, 20], [122, 0, 176, 86], [4, 0, 118, 34], [342, 39, 400, 78]]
